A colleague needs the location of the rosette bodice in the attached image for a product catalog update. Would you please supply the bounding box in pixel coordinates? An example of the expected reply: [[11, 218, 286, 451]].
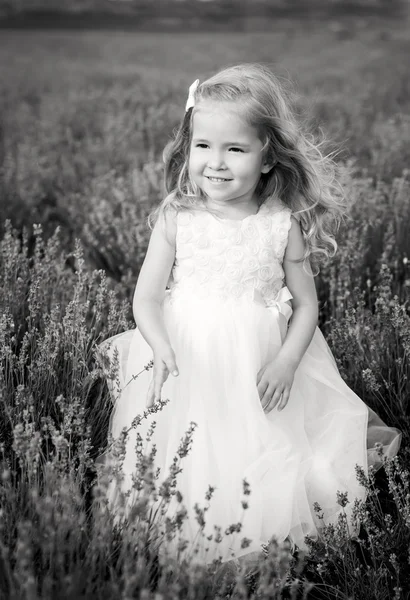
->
[[167, 200, 292, 309]]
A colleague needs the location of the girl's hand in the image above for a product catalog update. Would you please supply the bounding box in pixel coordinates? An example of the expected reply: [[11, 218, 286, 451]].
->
[[257, 355, 296, 414], [146, 343, 179, 408]]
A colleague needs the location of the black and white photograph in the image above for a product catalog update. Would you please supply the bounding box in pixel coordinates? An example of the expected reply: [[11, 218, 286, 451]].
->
[[0, 1, 409, 598]]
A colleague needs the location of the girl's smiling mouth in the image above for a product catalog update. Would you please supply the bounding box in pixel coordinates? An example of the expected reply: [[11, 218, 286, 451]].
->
[[206, 176, 233, 182]]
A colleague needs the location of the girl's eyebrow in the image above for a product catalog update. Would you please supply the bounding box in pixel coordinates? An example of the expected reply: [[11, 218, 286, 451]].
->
[[192, 138, 251, 148]]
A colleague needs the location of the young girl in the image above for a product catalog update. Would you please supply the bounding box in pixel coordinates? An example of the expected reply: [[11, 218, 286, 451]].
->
[[98, 64, 401, 566]]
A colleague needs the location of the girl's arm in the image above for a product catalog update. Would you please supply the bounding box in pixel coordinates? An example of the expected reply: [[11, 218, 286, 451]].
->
[[133, 208, 177, 353], [134, 206, 180, 407], [257, 216, 319, 413], [277, 215, 319, 367]]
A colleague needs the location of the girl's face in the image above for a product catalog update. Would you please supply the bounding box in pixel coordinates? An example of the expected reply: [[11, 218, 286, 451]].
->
[[188, 101, 272, 208]]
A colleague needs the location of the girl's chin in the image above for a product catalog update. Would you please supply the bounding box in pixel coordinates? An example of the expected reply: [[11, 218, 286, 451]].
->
[[204, 192, 234, 203]]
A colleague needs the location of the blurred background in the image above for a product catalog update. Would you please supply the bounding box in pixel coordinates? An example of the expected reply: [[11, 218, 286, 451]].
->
[[0, 0, 408, 29]]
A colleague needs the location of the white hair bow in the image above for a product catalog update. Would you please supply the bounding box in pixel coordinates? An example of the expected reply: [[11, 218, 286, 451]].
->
[[185, 79, 200, 112]]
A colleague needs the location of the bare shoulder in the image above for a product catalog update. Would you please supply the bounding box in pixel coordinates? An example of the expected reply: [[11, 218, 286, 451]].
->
[[156, 195, 179, 246], [284, 215, 305, 262], [289, 214, 302, 231]]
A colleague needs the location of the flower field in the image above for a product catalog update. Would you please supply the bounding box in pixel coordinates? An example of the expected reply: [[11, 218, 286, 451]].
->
[[0, 17, 410, 599]]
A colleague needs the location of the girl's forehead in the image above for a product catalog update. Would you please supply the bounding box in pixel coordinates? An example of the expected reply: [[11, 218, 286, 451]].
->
[[194, 100, 245, 120], [192, 101, 257, 137]]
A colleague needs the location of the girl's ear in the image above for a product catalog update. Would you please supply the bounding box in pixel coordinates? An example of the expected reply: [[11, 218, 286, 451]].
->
[[261, 160, 276, 174], [261, 146, 278, 174]]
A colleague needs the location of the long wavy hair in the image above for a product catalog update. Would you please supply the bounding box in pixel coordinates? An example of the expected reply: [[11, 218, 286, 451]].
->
[[149, 63, 347, 274]]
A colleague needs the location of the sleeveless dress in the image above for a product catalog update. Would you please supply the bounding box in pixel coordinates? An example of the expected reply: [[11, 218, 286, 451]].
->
[[97, 197, 401, 565]]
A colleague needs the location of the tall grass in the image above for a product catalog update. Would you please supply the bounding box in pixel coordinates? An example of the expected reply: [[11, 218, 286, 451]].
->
[[0, 19, 410, 599]]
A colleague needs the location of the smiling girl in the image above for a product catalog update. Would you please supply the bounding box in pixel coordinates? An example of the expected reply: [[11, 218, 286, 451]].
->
[[98, 64, 401, 567]]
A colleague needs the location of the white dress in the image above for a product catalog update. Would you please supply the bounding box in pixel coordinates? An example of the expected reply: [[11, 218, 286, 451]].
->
[[97, 197, 401, 565]]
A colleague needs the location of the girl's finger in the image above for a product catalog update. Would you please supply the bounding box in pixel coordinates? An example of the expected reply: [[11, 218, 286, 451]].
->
[[154, 380, 163, 402], [264, 387, 283, 413], [146, 381, 154, 408], [261, 385, 275, 411], [263, 397, 275, 414], [256, 368, 264, 385], [278, 389, 290, 411], [257, 378, 269, 400], [166, 361, 179, 377], [271, 388, 284, 409], [155, 367, 168, 399]]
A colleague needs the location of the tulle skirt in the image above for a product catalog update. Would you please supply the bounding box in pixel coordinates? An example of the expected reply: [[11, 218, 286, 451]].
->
[[96, 288, 401, 565]]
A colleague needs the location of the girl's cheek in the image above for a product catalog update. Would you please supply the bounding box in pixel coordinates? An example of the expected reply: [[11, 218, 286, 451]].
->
[[187, 156, 196, 172], [190, 156, 201, 173]]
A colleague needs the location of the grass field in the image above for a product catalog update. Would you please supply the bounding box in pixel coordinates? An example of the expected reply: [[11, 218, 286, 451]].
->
[[1, 18, 410, 599]]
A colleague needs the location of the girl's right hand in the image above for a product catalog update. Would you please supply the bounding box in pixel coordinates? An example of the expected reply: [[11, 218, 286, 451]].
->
[[146, 343, 179, 408]]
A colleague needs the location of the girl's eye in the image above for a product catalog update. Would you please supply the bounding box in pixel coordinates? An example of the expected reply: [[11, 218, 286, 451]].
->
[[194, 144, 243, 152]]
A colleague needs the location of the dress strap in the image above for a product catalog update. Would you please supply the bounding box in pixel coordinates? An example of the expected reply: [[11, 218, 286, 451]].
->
[[268, 206, 293, 260]]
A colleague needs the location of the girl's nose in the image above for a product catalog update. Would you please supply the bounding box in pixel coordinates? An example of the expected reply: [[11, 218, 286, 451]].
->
[[207, 151, 226, 170]]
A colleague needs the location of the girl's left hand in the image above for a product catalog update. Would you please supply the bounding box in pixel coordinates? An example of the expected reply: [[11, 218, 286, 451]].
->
[[257, 356, 296, 414]]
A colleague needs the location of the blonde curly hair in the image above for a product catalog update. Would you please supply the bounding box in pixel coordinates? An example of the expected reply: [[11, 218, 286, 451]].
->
[[149, 63, 347, 274]]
